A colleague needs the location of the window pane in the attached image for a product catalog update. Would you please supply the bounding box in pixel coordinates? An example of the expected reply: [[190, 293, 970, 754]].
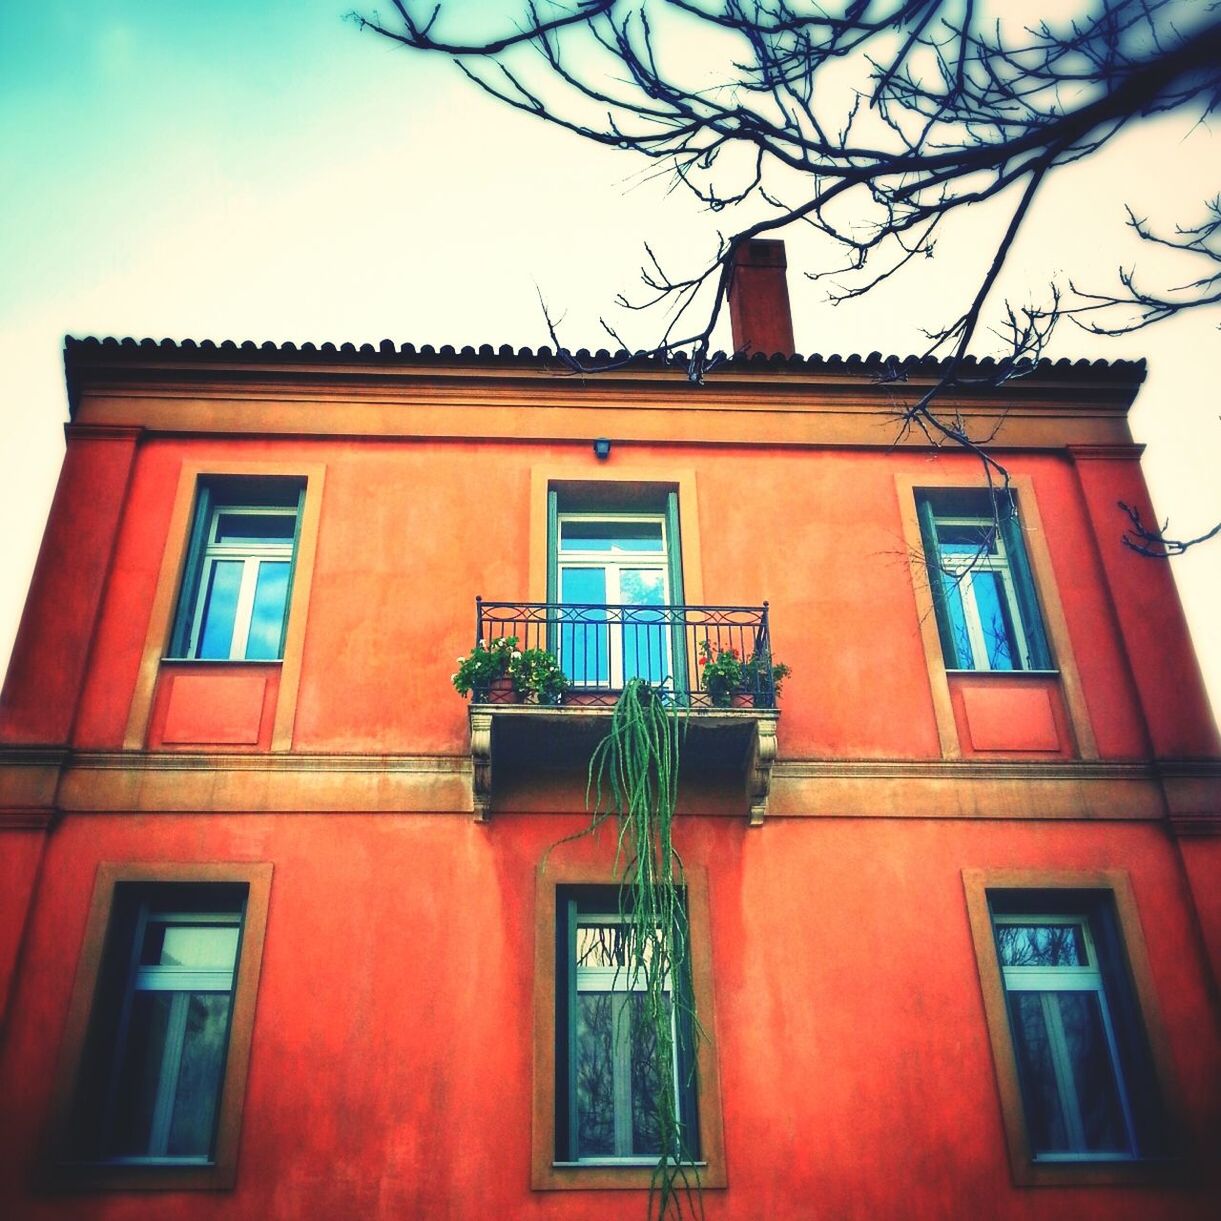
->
[[936, 521, 998, 556], [166, 993, 233, 1158], [939, 573, 974, 666], [197, 560, 243, 659], [560, 520, 664, 553], [996, 923, 1088, 967], [972, 571, 1017, 670], [1009, 990, 1130, 1156], [629, 992, 668, 1156], [144, 924, 240, 970], [621, 569, 669, 686], [574, 991, 672, 1158], [1057, 991, 1130, 1152], [560, 568, 609, 685], [214, 511, 296, 544], [577, 923, 631, 969], [109, 990, 173, 1156], [246, 561, 290, 659], [575, 993, 616, 1157]]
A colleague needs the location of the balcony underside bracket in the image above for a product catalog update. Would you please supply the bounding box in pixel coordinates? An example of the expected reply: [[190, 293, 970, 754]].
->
[[747, 718, 778, 827], [470, 710, 493, 822]]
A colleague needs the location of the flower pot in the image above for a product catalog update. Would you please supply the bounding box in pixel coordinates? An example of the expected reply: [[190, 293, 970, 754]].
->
[[731, 692, 753, 708], [487, 676, 520, 704], [563, 690, 606, 707]]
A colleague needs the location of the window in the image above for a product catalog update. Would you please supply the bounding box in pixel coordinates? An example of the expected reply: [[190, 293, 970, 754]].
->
[[170, 478, 304, 661], [916, 490, 1051, 672], [964, 872, 1176, 1186], [547, 490, 687, 692], [52, 864, 271, 1189], [532, 865, 725, 1191], [555, 889, 698, 1165]]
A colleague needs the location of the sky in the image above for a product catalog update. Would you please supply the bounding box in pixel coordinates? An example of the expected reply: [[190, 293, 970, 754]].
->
[[1, 1, 1217, 721]]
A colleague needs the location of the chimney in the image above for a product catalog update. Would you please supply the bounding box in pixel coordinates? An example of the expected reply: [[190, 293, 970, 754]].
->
[[727, 239, 795, 356]]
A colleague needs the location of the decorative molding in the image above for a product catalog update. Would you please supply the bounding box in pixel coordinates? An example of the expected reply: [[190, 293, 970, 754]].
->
[[469, 710, 494, 823], [747, 719, 778, 827]]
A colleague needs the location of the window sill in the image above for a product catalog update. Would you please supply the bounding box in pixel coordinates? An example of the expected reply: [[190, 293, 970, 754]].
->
[[46, 1160, 235, 1192], [552, 1159, 710, 1169], [160, 657, 284, 665], [944, 669, 1060, 677]]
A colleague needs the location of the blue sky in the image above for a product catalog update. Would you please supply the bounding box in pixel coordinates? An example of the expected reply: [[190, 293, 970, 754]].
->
[[1, 2, 1218, 713]]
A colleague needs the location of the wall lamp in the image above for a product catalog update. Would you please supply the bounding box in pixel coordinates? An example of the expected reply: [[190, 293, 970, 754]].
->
[[593, 438, 612, 461]]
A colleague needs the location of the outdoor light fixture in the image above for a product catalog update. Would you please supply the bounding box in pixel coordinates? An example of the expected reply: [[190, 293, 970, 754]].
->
[[593, 438, 612, 461]]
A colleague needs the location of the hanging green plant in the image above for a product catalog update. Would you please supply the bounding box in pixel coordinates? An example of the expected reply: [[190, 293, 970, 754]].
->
[[581, 678, 702, 1221]]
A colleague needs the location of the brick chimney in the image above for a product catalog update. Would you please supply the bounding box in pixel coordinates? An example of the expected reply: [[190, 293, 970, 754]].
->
[[727, 239, 795, 356]]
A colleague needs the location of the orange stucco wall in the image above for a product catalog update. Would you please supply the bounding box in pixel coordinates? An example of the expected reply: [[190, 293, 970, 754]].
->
[[25, 434, 1198, 761], [0, 813, 1217, 1218], [1, 360, 1218, 1218]]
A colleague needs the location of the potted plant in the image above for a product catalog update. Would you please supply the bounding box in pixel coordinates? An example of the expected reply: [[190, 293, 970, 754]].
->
[[514, 647, 569, 704], [743, 654, 791, 708], [697, 639, 748, 707], [452, 636, 521, 703], [699, 639, 791, 707]]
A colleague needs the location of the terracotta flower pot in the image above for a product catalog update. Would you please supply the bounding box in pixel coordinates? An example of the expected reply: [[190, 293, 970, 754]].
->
[[487, 675, 520, 704]]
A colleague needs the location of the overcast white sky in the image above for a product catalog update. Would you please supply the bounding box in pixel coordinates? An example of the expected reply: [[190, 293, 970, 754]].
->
[[1, 2, 1217, 722]]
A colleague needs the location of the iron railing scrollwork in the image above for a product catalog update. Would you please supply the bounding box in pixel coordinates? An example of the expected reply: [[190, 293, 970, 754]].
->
[[474, 599, 777, 708]]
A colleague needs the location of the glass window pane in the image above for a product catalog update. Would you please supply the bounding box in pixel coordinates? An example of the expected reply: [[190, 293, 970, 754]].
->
[[972, 571, 1018, 670], [144, 924, 240, 970], [629, 992, 670, 1156], [108, 990, 173, 1156], [214, 511, 296, 544], [621, 570, 669, 687], [575, 993, 616, 1157], [560, 568, 609, 685], [245, 561, 290, 660], [936, 521, 998, 556], [1056, 991, 1131, 1153], [166, 993, 233, 1158], [560, 519, 664, 553], [577, 923, 631, 969], [1009, 991, 1071, 1153], [939, 572, 974, 667], [996, 923, 1088, 967], [197, 560, 244, 659]]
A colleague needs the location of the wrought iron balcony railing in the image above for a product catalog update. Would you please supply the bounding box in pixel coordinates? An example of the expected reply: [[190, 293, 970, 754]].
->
[[474, 598, 778, 709]]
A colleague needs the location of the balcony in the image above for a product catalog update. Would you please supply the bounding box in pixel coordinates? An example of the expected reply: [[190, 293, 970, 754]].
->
[[466, 599, 781, 825]]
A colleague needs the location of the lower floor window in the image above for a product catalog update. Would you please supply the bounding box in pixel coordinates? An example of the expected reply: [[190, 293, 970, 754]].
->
[[556, 889, 699, 1164], [965, 874, 1174, 1183], [54, 866, 272, 1188]]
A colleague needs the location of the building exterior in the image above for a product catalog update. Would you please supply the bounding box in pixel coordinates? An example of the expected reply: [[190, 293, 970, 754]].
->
[[1, 252, 1218, 1218]]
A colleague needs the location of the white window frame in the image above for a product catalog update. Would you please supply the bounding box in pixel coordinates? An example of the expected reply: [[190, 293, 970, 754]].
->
[[569, 911, 682, 1166], [556, 513, 671, 689], [188, 504, 297, 660], [994, 913, 1138, 1161], [933, 513, 1033, 671], [101, 906, 243, 1165]]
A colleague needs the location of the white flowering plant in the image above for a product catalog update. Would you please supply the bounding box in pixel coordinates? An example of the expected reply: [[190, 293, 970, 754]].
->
[[451, 636, 522, 698], [514, 647, 569, 703]]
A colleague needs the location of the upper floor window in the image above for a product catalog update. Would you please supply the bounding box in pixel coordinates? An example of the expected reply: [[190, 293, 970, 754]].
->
[[556, 514, 672, 688], [547, 487, 687, 692], [170, 477, 304, 661], [916, 489, 1052, 672]]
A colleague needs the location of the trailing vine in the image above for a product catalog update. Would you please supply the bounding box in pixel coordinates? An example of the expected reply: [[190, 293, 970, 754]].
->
[[582, 679, 702, 1221]]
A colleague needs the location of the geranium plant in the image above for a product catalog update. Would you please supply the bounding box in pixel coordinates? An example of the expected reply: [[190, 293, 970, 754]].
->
[[698, 639, 790, 707], [514, 647, 569, 703], [697, 639, 746, 706], [452, 636, 520, 697]]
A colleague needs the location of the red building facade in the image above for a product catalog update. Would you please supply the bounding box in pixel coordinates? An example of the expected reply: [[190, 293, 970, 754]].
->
[[0, 292, 1218, 1216]]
